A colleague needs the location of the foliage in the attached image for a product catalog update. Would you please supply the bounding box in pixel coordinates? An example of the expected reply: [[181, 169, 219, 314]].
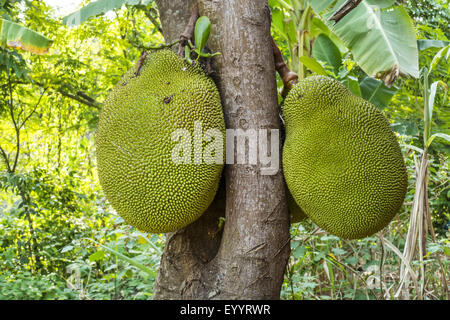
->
[[307, 0, 419, 80], [282, 221, 449, 300], [275, 0, 449, 300], [62, 0, 154, 27], [0, 0, 161, 300]]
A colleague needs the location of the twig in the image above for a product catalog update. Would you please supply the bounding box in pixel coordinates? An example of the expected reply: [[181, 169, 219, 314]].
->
[[135, 5, 163, 34], [329, 0, 363, 24], [8, 71, 20, 173], [76, 91, 97, 106], [271, 36, 298, 98], [4, 76, 48, 174], [178, 3, 199, 57], [56, 87, 100, 109], [0, 145, 12, 173], [133, 41, 180, 77], [18, 88, 47, 130], [145, 39, 180, 50], [9, 78, 101, 110], [134, 49, 148, 77]]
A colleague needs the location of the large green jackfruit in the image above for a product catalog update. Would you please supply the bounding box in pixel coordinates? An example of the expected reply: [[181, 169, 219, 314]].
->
[[283, 75, 407, 239], [96, 50, 225, 233]]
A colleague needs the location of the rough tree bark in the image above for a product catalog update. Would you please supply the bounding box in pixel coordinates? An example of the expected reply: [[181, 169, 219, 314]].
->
[[153, 0, 290, 300]]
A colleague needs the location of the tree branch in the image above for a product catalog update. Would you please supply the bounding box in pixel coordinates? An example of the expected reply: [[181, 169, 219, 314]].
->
[[18, 88, 47, 130], [55, 88, 101, 110], [3, 74, 48, 173], [7, 71, 20, 173], [135, 5, 163, 34], [178, 3, 199, 57], [0, 145, 12, 173], [329, 0, 363, 24], [5, 79, 101, 110], [272, 36, 298, 97]]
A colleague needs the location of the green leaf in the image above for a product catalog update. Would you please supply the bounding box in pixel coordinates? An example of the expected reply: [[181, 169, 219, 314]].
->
[[400, 144, 424, 154], [299, 56, 328, 75], [425, 80, 448, 143], [426, 133, 450, 148], [365, 0, 396, 8], [444, 246, 450, 257], [184, 45, 193, 64], [269, 0, 293, 11], [272, 8, 297, 45], [197, 51, 221, 58], [194, 16, 211, 54], [341, 76, 361, 97], [271, 8, 289, 41], [429, 45, 450, 75], [312, 33, 342, 74], [63, 0, 143, 27], [391, 120, 419, 136], [310, 0, 337, 13], [0, 19, 52, 54], [88, 249, 105, 262], [359, 76, 398, 110], [417, 39, 450, 51], [345, 256, 358, 265], [82, 238, 156, 277], [311, 16, 329, 36], [293, 245, 306, 259], [310, 17, 348, 52], [284, 17, 297, 45], [61, 245, 74, 253], [308, 0, 419, 80], [104, 264, 117, 271], [331, 247, 346, 256]]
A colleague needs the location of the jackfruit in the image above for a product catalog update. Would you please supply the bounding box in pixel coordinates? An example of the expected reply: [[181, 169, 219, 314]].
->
[[283, 75, 407, 239], [96, 50, 225, 233], [287, 189, 307, 223]]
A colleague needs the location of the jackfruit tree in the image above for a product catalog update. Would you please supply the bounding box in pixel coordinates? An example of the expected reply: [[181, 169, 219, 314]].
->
[[3, 0, 450, 303], [62, 0, 420, 300], [127, 1, 291, 299], [148, 0, 416, 300]]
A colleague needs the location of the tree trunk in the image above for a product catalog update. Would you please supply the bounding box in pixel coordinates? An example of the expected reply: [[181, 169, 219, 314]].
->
[[153, 0, 290, 300]]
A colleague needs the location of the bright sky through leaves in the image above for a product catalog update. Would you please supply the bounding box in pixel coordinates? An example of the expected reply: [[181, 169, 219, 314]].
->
[[44, 0, 83, 17]]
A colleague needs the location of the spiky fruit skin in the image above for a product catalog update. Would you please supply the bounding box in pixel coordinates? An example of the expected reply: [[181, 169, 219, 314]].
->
[[283, 75, 407, 239], [96, 50, 225, 233], [287, 189, 307, 223]]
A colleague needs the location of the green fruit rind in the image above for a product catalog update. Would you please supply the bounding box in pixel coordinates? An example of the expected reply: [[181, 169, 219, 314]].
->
[[96, 50, 225, 233], [283, 75, 407, 239]]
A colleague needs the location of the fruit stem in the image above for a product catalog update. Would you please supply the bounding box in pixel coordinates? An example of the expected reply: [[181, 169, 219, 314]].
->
[[144, 39, 180, 50], [134, 40, 181, 77], [271, 36, 298, 98]]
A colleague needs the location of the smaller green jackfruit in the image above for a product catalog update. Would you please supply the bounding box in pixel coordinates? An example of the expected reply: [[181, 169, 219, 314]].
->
[[283, 75, 407, 239]]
